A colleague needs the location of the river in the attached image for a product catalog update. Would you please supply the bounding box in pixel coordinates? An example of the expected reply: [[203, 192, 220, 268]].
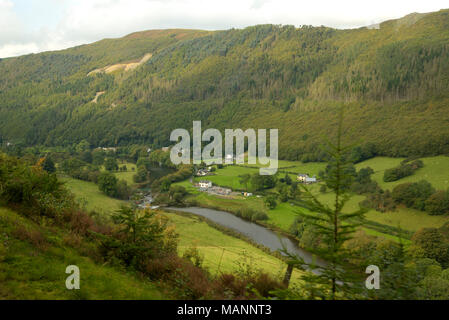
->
[[167, 207, 326, 268]]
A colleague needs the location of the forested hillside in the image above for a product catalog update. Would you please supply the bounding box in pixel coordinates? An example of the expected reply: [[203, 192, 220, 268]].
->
[[0, 10, 448, 161]]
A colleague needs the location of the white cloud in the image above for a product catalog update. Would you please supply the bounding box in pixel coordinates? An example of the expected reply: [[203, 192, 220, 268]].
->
[[0, 0, 448, 58]]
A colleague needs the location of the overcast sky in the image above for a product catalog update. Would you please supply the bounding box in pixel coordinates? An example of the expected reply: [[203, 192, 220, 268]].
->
[[0, 0, 447, 58]]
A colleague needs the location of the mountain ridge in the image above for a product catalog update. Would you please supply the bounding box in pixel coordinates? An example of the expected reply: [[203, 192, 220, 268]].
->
[[0, 9, 448, 161]]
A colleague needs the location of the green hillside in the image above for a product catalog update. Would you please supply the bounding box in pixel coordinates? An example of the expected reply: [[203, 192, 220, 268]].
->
[[1, 10, 449, 161], [0, 207, 165, 300]]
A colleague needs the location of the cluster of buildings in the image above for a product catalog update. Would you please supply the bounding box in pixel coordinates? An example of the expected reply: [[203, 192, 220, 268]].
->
[[196, 167, 213, 177], [297, 174, 318, 184], [198, 180, 213, 189], [197, 180, 232, 196], [95, 147, 117, 152]]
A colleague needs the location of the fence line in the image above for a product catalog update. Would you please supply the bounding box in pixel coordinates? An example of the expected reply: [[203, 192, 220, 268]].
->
[[179, 234, 288, 269]]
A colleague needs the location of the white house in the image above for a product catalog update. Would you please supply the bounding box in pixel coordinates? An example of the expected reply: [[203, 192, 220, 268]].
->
[[305, 176, 317, 184], [298, 174, 318, 184], [199, 180, 213, 189]]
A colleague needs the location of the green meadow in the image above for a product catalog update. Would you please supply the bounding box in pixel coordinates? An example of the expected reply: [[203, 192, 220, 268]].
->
[[184, 156, 449, 240], [165, 212, 303, 284], [196, 166, 260, 190], [357, 156, 449, 191], [114, 162, 137, 186], [60, 177, 124, 214]]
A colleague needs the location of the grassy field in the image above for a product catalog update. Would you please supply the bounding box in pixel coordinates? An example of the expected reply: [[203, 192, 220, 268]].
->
[[356, 156, 449, 191], [163, 211, 303, 284], [114, 162, 137, 186], [247, 156, 326, 175], [364, 207, 449, 232], [182, 156, 449, 240], [61, 177, 123, 215], [0, 207, 165, 300], [197, 166, 259, 190]]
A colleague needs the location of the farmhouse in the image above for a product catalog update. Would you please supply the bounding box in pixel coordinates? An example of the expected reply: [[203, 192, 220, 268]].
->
[[305, 176, 317, 184], [297, 174, 317, 184], [196, 167, 210, 177], [199, 180, 213, 189], [95, 147, 117, 152]]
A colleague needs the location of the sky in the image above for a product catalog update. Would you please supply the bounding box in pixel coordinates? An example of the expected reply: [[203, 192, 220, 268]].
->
[[0, 0, 448, 58]]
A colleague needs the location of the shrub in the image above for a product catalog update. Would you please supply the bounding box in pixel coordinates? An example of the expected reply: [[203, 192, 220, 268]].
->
[[98, 172, 118, 197], [12, 225, 48, 250], [425, 190, 449, 216], [235, 208, 268, 222], [412, 228, 449, 266], [182, 246, 204, 268], [392, 180, 435, 211], [104, 158, 119, 172], [360, 190, 396, 213], [144, 254, 211, 299], [253, 211, 269, 221], [264, 196, 277, 210], [383, 160, 423, 182]]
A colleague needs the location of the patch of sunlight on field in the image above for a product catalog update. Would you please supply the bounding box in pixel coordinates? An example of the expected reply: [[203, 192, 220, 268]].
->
[[61, 177, 123, 215], [362, 228, 411, 244], [357, 156, 449, 191], [365, 207, 449, 232], [114, 162, 137, 186], [200, 166, 259, 190]]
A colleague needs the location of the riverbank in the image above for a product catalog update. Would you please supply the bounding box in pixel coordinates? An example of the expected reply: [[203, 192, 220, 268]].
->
[[160, 209, 306, 284], [165, 207, 326, 268]]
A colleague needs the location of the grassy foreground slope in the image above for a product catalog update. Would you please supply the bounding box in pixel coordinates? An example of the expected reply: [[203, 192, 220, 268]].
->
[[0, 207, 165, 300]]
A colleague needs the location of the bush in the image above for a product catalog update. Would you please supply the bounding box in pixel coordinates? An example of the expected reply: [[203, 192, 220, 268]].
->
[[412, 228, 449, 266], [264, 196, 277, 210], [392, 180, 435, 211], [104, 158, 118, 172], [383, 160, 423, 182], [115, 180, 132, 200], [425, 190, 449, 216], [12, 225, 48, 250], [235, 208, 268, 222], [98, 172, 118, 197], [0, 153, 75, 217], [253, 211, 269, 221], [360, 190, 396, 213], [144, 254, 211, 299]]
